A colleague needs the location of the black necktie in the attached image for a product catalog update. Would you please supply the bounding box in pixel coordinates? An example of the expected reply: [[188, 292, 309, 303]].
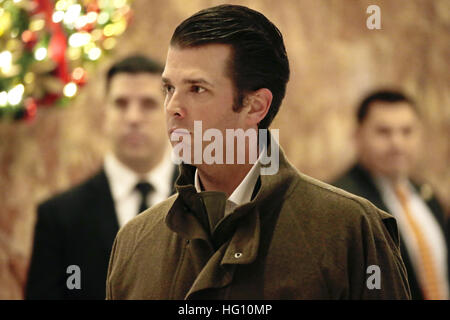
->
[[135, 182, 153, 214]]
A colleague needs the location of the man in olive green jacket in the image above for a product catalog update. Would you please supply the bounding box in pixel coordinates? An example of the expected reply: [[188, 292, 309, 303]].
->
[[107, 144, 410, 299], [106, 4, 411, 299]]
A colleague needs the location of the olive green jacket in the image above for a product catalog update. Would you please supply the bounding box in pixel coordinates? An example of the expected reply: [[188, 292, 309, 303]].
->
[[106, 148, 411, 300]]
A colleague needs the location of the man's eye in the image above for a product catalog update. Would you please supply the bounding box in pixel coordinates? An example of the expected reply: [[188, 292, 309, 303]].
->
[[402, 127, 412, 136], [141, 99, 157, 110], [162, 85, 174, 95], [191, 86, 206, 94], [374, 127, 389, 136], [114, 99, 128, 109]]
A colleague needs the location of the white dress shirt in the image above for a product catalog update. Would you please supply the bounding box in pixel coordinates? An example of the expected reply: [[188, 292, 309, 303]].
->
[[374, 176, 449, 298], [104, 151, 174, 228], [194, 151, 262, 216]]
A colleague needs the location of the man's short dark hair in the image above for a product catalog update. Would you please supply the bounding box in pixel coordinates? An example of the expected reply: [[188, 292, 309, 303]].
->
[[170, 4, 290, 129], [357, 90, 418, 124], [106, 55, 164, 92]]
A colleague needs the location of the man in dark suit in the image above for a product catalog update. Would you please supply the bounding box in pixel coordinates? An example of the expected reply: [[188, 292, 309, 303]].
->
[[26, 55, 178, 299], [333, 90, 449, 300]]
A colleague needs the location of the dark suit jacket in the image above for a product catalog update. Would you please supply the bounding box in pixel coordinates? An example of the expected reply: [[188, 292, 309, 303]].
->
[[332, 164, 450, 300], [26, 167, 178, 300]]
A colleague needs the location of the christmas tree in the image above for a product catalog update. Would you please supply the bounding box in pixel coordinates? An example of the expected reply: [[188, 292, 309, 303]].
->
[[0, 0, 132, 121]]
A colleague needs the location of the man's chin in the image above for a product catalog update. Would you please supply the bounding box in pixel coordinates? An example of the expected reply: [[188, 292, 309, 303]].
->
[[118, 150, 153, 164], [380, 167, 410, 180]]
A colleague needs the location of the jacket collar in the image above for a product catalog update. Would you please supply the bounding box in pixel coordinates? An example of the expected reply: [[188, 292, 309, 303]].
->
[[165, 134, 298, 267]]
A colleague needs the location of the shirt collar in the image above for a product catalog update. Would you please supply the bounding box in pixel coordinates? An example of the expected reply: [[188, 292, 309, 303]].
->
[[228, 160, 261, 206], [373, 174, 412, 194], [104, 149, 172, 202], [146, 149, 174, 198], [104, 153, 139, 202], [193, 146, 264, 207]]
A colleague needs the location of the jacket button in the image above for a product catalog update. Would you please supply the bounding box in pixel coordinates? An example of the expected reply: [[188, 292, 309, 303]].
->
[[234, 252, 243, 259]]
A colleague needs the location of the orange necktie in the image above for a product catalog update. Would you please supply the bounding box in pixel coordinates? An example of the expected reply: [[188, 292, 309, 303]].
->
[[394, 183, 444, 300]]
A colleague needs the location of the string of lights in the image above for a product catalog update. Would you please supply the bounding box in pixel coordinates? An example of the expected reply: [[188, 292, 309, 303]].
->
[[0, 0, 132, 122]]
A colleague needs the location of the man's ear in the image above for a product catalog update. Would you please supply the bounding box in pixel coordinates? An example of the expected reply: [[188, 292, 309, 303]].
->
[[244, 88, 273, 127]]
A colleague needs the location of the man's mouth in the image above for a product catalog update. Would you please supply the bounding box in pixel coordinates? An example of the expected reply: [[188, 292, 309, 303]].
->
[[169, 128, 191, 136], [123, 133, 146, 144]]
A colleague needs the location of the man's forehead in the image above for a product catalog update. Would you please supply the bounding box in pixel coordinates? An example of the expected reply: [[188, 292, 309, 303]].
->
[[109, 73, 161, 91], [366, 102, 418, 122], [162, 44, 232, 81], [110, 72, 161, 84]]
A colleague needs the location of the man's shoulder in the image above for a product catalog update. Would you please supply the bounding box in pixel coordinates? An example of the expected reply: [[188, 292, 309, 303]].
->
[[38, 170, 106, 214], [289, 170, 395, 231], [293, 170, 370, 209], [331, 164, 368, 189]]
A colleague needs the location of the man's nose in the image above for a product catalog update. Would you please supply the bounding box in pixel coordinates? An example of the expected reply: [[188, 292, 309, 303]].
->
[[390, 131, 406, 150], [124, 103, 143, 124], [165, 91, 186, 119]]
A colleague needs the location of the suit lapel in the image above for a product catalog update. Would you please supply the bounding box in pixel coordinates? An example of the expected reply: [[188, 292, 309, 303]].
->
[[352, 165, 389, 212], [89, 169, 120, 252]]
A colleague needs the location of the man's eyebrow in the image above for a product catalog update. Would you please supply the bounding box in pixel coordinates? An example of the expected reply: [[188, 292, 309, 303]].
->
[[183, 78, 213, 87], [112, 95, 157, 101], [111, 95, 128, 101], [161, 77, 213, 87]]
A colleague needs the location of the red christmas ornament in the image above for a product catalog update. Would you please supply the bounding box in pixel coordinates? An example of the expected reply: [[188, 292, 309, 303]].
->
[[21, 30, 38, 50], [81, 22, 95, 33], [24, 98, 38, 122], [38, 93, 60, 107], [34, 0, 70, 83], [48, 31, 66, 64], [48, 30, 70, 83], [32, 0, 53, 20], [87, 1, 100, 13], [71, 67, 87, 85]]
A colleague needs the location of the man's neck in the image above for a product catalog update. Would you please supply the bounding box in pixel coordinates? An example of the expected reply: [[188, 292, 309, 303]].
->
[[196, 163, 253, 197], [195, 130, 264, 197], [361, 163, 409, 187], [115, 153, 164, 177]]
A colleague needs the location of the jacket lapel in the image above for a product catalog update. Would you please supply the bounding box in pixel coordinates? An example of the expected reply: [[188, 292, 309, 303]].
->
[[185, 208, 261, 299], [352, 165, 388, 212], [170, 137, 293, 299], [170, 165, 180, 195], [165, 192, 210, 242], [90, 169, 120, 252]]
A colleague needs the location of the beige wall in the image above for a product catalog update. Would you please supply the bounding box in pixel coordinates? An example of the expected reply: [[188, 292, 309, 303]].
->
[[0, 0, 448, 299]]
